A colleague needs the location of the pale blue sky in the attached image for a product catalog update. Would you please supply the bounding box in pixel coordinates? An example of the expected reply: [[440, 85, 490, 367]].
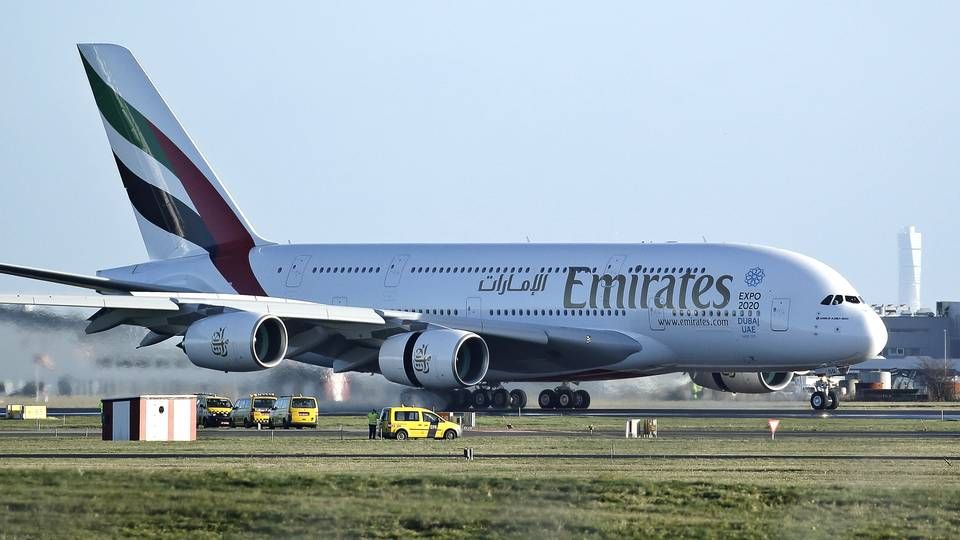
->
[[0, 2, 957, 305]]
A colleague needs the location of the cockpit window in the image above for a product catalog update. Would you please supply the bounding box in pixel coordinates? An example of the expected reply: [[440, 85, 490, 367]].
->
[[844, 295, 860, 304], [820, 295, 833, 305], [831, 296, 844, 305]]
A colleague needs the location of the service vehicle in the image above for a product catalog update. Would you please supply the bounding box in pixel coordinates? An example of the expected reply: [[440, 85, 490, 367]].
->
[[379, 406, 461, 440], [196, 393, 233, 427], [229, 393, 276, 428], [268, 395, 318, 429]]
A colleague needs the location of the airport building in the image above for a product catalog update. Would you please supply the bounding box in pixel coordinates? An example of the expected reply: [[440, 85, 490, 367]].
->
[[859, 301, 958, 368]]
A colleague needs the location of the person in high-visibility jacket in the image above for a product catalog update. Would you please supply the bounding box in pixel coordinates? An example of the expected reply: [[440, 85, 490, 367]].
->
[[367, 409, 379, 439]]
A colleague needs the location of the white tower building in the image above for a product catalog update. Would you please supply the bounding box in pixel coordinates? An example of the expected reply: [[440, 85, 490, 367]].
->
[[897, 226, 922, 313]]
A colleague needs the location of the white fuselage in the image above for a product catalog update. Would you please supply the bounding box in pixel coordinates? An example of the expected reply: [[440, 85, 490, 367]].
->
[[101, 241, 888, 383]]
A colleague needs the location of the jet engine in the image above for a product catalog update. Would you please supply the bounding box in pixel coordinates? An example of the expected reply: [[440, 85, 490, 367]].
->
[[689, 371, 794, 393], [378, 329, 489, 390], [182, 311, 288, 372]]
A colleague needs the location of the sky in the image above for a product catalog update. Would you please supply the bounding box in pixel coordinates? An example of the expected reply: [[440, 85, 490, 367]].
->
[[0, 2, 957, 306]]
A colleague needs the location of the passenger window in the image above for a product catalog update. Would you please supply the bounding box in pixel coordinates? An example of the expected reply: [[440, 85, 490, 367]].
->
[[821, 295, 833, 305]]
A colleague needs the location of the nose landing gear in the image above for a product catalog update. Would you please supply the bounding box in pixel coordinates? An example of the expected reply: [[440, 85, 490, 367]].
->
[[810, 378, 840, 411]]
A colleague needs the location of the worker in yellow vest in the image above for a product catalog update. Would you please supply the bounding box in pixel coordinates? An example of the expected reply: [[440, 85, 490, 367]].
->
[[367, 409, 379, 439]]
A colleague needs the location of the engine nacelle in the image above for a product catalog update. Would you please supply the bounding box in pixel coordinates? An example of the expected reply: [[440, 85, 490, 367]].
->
[[379, 329, 489, 390], [689, 371, 794, 393], [182, 312, 288, 372]]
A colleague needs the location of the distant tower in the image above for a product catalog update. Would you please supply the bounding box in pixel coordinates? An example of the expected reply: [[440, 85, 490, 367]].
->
[[897, 226, 922, 312]]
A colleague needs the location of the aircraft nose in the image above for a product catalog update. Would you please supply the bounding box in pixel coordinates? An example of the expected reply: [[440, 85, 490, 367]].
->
[[858, 310, 888, 359]]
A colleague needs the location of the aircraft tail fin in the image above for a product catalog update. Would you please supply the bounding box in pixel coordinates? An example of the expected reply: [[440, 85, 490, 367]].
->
[[77, 43, 271, 260], [77, 43, 270, 295]]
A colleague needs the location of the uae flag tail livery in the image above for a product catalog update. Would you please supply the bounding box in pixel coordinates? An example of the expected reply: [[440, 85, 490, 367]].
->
[[78, 44, 270, 295]]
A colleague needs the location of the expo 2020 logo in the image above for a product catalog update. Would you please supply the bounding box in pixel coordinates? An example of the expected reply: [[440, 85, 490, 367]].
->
[[745, 267, 765, 287]]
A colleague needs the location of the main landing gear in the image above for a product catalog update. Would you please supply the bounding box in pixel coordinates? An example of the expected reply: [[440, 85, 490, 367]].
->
[[449, 384, 527, 411], [537, 385, 591, 410], [809, 377, 840, 411], [445, 384, 592, 410]]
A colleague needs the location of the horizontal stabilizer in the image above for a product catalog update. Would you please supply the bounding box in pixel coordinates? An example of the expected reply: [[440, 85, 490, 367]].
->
[[0, 263, 192, 293]]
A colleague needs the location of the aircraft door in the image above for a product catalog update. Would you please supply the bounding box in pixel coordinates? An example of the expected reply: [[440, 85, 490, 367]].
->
[[411, 411, 428, 438], [604, 254, 626, 275], [466, 297, 482, 318], [286, 255, 311, 287], [384, 255, 409, 287], [648, 308, 666, 331], [771, 298, 790, 331]]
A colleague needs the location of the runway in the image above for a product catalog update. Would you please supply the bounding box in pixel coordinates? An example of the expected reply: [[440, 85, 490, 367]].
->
[[1, 427, 956, 440], [9, 406, 960, 421], [491, 407, 960, 421], [0, 451, 956, 461]]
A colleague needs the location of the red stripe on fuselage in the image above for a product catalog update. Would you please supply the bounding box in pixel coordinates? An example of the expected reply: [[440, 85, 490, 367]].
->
[[147, 124, 266, 295]]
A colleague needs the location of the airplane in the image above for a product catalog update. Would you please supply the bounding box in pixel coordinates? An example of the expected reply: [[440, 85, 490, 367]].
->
[[0, 43, 887, 411]]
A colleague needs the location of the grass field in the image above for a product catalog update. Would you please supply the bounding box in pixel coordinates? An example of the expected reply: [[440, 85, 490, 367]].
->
[[3, 409, 960, 434], [1, 414, 959, 538]]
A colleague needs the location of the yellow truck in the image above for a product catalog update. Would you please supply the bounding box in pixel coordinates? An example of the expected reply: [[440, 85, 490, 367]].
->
[[379, 406, 461, 440], [196, 394, 233, 427], [268, 395, 318, 429], [229, 393, 276, 428]]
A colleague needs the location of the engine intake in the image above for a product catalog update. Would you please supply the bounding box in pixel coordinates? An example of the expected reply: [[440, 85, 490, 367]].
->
[[689, 371, 794, 393], [182, 311, 287, 372], [379, 329, 489, 390]]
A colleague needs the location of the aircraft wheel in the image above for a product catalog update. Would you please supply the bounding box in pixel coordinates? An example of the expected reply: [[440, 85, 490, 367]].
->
[[556, 387, 575, 409], [509, 389, 527, 409], [573, 390, 591, 409], [826, 390, 840, 410], [810, 391, 826, 410], [538, 389, 556, 409], [472, 389, 491, 409], [491, 388, 510, 409]]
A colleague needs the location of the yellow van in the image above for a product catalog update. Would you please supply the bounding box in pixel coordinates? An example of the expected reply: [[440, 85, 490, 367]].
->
[[229, 393, 276, 428], [196, 394, 233, 427], [269, 395, 318, 429], [380, 406, 461, 440]]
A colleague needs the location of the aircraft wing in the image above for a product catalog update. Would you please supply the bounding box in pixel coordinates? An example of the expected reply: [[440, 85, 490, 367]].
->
[[0, 265, 651, 378], [0, 288, 651, 377], [0, 292, 385, 327]]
